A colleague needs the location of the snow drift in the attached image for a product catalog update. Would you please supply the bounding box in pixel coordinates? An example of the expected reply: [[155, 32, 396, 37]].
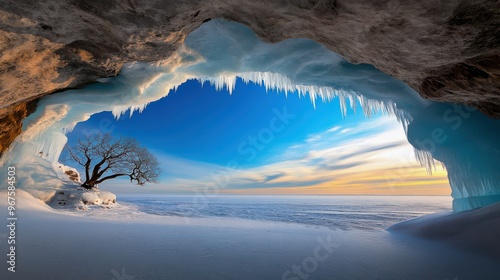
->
[[0, 19, 499, 211], [389, 202, 500, 255]]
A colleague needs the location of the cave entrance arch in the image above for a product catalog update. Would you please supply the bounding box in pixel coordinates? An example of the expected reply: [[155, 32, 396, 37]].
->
[[1, 19, 500, 211], [63, 76, 450, 198]]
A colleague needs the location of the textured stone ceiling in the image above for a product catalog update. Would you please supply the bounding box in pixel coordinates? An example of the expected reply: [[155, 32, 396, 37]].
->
[[0, 0, 498, 152]]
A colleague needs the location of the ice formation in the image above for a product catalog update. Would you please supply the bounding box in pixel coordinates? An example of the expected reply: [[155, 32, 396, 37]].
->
[[0, 19, 499, 211]]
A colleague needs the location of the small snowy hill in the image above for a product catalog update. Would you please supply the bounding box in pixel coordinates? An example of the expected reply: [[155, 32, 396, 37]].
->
[[389, 202, 500, 256]]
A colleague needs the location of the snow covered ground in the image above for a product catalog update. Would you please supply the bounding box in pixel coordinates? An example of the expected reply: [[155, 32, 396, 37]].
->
[[1, 190, 499, 280]]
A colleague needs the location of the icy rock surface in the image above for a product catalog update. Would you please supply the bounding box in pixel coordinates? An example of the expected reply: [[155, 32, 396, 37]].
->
[[0, 20, 499, 211]]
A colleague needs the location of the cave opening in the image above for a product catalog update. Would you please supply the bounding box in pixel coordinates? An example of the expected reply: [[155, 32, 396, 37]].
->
[[63, 77, 449, 198], [1, 19, 499, 212]]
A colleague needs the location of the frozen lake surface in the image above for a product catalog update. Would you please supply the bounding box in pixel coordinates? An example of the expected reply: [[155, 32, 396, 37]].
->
[[120, 195, 452, 231]]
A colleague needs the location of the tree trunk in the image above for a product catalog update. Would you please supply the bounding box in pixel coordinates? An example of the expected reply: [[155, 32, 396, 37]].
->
[[81, 182, 94, 189]]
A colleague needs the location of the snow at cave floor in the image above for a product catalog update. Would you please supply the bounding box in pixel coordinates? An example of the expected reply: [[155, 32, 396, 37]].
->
[[1, 191, 499, 280]]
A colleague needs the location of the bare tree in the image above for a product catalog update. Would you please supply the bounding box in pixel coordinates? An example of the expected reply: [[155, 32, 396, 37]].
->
[[65, 133, 161, 189]]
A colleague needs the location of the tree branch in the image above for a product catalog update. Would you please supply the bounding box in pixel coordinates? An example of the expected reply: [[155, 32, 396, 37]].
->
[[95, 173, 127, 184]]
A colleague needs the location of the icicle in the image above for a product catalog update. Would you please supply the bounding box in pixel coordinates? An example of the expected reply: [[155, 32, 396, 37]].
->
[[198, 71, 411, 126], [413, 148, 437, 175], [197, 75, 237, 94]]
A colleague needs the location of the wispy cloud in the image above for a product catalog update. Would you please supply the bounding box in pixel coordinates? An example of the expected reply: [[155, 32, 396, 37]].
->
[[222, 116, 449, 195], [327, 126, 341, 133], [305, 134, 322, 143]]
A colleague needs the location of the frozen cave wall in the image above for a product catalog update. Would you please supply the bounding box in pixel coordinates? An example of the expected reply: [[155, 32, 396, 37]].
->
[[0, 20, 499, 212]]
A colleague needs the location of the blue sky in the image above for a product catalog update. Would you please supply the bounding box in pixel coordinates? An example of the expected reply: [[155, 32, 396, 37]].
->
[[65, 79, 449, 195]]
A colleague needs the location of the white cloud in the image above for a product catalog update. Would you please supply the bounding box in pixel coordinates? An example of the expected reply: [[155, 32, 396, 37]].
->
[[305, 134, 321, 143], [327, 126, 341, 133], [216, 116, 448, 194]]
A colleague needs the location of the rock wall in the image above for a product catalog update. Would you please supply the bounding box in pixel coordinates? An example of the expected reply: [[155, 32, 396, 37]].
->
[[0, 0, 498, 153], [0, 101, 37, 156]]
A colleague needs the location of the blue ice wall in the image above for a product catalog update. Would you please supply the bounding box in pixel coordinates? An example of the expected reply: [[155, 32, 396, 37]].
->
[[406, 102, 500, 211], [184, 20, 500, 211]]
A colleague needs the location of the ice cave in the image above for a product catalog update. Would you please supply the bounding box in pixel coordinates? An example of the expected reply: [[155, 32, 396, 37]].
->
[[1, 19, 500, 212]]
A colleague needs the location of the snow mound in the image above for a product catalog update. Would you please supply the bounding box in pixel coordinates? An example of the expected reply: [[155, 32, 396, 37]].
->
[[389, 202, 500, 256], [98, 190, 117, 205], [0, 189, 55, 213], [50, 188, 117, 210]]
